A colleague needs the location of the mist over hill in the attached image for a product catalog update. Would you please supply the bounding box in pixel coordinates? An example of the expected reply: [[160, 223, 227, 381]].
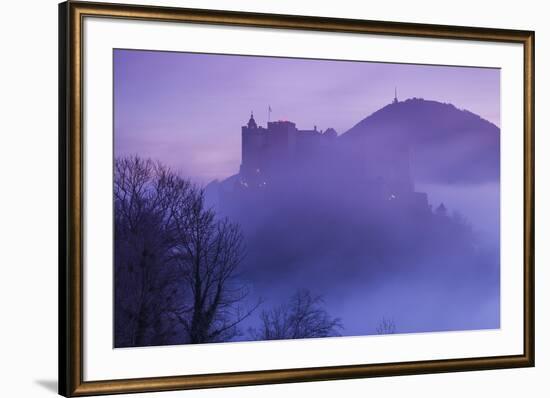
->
[[341, 98, 500, 185], [204, 98, 501, 338]]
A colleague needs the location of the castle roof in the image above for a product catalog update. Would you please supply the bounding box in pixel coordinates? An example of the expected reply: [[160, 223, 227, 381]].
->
[[247, 112, 257, 129]]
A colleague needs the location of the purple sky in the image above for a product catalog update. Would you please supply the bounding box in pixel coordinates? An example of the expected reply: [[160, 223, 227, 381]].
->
[[114, 49, 500, 184]]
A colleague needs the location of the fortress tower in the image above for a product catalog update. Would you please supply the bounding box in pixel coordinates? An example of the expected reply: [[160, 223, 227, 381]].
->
[[240, 113, 336, 181]]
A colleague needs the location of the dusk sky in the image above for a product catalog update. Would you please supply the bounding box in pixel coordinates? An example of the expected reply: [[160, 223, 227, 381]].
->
[[114, 49, 500, 184]]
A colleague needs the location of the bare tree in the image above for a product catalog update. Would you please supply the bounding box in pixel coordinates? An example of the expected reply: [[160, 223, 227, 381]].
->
[[376, 317, 396, 335], [171, 187, 258, 344], [115, 156, 258, 346], [114, 156, 193, 347], [251, 289, 342, 340]]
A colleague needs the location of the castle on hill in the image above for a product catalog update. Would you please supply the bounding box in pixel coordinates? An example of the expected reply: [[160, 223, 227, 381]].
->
[[240, 112, 338, 180], [205, 94, 487, 235], [238, 92, 418, 202]]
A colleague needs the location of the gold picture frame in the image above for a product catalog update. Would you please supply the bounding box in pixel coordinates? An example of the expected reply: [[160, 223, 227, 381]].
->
[[59, 1, 534, 396]]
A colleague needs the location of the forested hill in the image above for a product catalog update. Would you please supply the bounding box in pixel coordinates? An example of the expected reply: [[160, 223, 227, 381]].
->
[[340, 98, 500, 184]]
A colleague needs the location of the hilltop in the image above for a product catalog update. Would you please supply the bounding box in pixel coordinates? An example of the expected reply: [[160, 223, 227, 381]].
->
[[340, 98, 500, 184]]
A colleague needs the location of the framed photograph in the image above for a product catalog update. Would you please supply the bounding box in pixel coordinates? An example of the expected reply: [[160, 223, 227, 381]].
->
[[59, 1, 534, 396]]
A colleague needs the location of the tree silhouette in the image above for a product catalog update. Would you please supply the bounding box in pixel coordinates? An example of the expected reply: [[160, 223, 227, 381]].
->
[[170, 187, 258, 344], [251, 289, 342, 340], [376, 317, 396, 335], [114, 156, 256, 346], [114, 156, 195, 347]]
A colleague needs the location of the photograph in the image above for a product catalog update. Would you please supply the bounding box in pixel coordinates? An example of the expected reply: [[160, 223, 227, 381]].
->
[[113, 49, 501, 348]]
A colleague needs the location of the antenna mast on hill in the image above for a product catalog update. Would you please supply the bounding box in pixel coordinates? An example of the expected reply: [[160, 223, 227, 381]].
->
[[393, 87, 398, 104], [268, 105, 272, 123]]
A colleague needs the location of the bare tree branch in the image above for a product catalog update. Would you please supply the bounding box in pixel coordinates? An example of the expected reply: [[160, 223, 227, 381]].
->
[[250, 289, 342, 341], [376, 317, 396, 335]]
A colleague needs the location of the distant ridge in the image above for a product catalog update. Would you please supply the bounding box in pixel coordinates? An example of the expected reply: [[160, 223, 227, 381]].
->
[[340, 98, 500, 184]]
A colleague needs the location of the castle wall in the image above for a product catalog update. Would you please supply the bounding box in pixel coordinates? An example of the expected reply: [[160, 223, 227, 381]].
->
[[241, 126, 267, 176], [240, 116, 415, 199]]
